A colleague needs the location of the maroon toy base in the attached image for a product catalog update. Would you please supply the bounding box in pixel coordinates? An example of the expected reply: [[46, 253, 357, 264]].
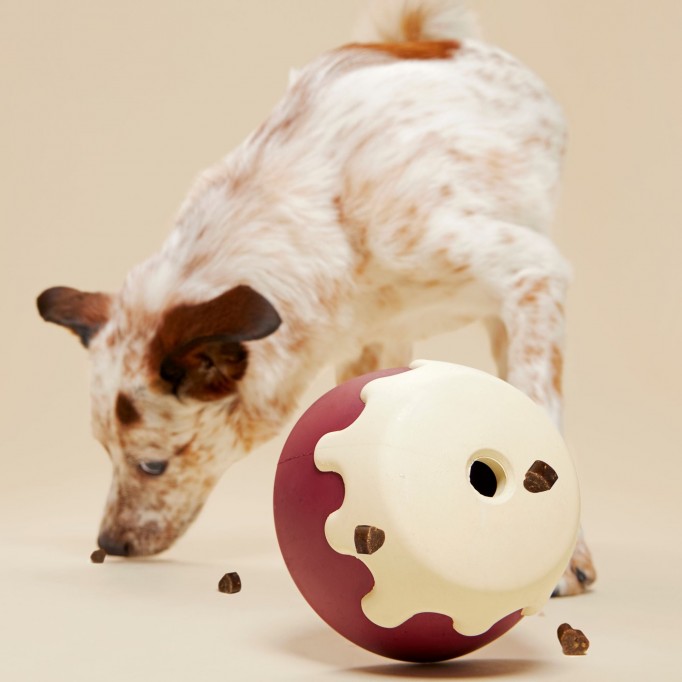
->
[[273, 368, 522, 663]]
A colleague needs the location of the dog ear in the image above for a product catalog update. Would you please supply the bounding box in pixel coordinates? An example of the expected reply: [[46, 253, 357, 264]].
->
[[152, 285, 282, 401], [37, 286, 112, 347], [160, 337, 250, 401]]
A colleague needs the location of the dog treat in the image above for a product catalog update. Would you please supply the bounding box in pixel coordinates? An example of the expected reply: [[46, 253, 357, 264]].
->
[[90, 549, 107, 563], [218, 572, 242, 594], [557, 623, 589, 655], [354, 525, 386, 555], [524, 460, 559, 493]]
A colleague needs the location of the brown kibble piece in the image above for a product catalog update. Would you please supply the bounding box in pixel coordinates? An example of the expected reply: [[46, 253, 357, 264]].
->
[[218, 572, 241, 594], [354, 525, 385, 554], [557, 623, 590, 655], [524, 459, 559, 493], [557, 623, 572, 639], [90, 549, 106, 563]]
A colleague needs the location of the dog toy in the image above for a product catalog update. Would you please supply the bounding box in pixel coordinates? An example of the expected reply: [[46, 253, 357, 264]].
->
[[273, 360, 580, 662]]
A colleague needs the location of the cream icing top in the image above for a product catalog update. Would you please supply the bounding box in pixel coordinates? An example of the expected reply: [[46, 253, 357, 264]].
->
[[315, 360, 580, 636]]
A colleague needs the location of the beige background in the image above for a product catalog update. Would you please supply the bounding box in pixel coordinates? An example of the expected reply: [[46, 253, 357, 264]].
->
[[1, 1, 680, 680]]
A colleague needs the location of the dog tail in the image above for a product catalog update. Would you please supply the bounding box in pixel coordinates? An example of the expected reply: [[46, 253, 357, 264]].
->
[[351, 0, 481, 44]]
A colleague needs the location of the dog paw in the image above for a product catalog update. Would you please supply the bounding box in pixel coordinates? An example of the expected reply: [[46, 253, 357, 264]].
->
[[551, 535, 597, 597]]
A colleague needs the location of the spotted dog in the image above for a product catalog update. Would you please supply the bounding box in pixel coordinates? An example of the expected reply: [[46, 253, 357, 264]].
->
[[37, 0, 595, 595]]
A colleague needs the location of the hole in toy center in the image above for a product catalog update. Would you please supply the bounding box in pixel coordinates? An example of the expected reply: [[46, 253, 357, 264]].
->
[[469, 456, 507, 498], [470, 461, 497, 497]]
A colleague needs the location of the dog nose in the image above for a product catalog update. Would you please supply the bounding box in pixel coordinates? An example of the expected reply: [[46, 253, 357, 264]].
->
[[98, 533, 134, 556]]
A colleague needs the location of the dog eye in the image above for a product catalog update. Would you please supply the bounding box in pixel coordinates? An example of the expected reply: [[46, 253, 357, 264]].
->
[[138, 460, 168, 476]]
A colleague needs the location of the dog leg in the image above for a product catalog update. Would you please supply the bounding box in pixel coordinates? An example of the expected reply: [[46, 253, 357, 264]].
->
[[484, 312, 596, 594], [456, 223, 569, 427], [552, 527, 597, 597], [452, 219, 595, 596], [336, 341, 413, 384]]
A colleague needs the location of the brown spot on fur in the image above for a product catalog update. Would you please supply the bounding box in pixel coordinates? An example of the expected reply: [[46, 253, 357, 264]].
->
[[182, 251, 211, 277], [348, 40, 460, 61], [312, 271, 347, 321], [258, 113, 300, 149], [382, 282, 403, 303], [524, 135, 552, 151], [226, 398, 256, 452], [551, 344, 563, 396], [484, 150, 512, 186], [333, 195, 345, 224], [399, 229, 422, 254], [447, 147, 476, 164], [433, 247, 470, 276], [401, 6, 425, 41], [524, 344, 543, 360], [338, 344, 382, 383], [333, 179, 372, 278], [250, 76, 312, 153], [202, 476, 217, 495], [175, 438, 195, 457], [519, 278, 549, 306], [394, 222, 412, 243], [105, 327, 122, 349], [116, 393, 141, 426]]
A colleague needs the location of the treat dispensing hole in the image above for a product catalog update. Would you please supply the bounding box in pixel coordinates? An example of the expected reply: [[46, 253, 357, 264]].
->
[[468, 450, 509, 499]]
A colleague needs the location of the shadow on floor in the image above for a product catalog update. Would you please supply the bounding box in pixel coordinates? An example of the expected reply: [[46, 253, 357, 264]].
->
[[345, 659, 547, 678], [277, 624, 548, 678]]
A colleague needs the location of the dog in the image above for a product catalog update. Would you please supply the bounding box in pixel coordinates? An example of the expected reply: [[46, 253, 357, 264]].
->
[[37, 0, 595, 596]]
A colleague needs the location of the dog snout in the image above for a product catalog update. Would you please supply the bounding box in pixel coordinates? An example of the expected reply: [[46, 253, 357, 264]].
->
[[98, 532, 134, 556]]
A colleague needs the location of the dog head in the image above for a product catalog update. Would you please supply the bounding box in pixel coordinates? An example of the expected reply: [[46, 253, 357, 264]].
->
[[37, 282, 281, 556]]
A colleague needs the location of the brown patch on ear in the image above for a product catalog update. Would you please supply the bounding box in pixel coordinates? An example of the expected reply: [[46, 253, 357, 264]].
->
[[150, 285, 281, 401], [151, 285, 280, 360], [37, 286, 111, 347], [160, 339, 248, 401], [346, 40, 460, 61], [115, 393, 141, 426]]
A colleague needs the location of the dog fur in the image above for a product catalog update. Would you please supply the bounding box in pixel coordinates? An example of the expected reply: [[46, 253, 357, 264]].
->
[[37, 0, 595, 596]]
